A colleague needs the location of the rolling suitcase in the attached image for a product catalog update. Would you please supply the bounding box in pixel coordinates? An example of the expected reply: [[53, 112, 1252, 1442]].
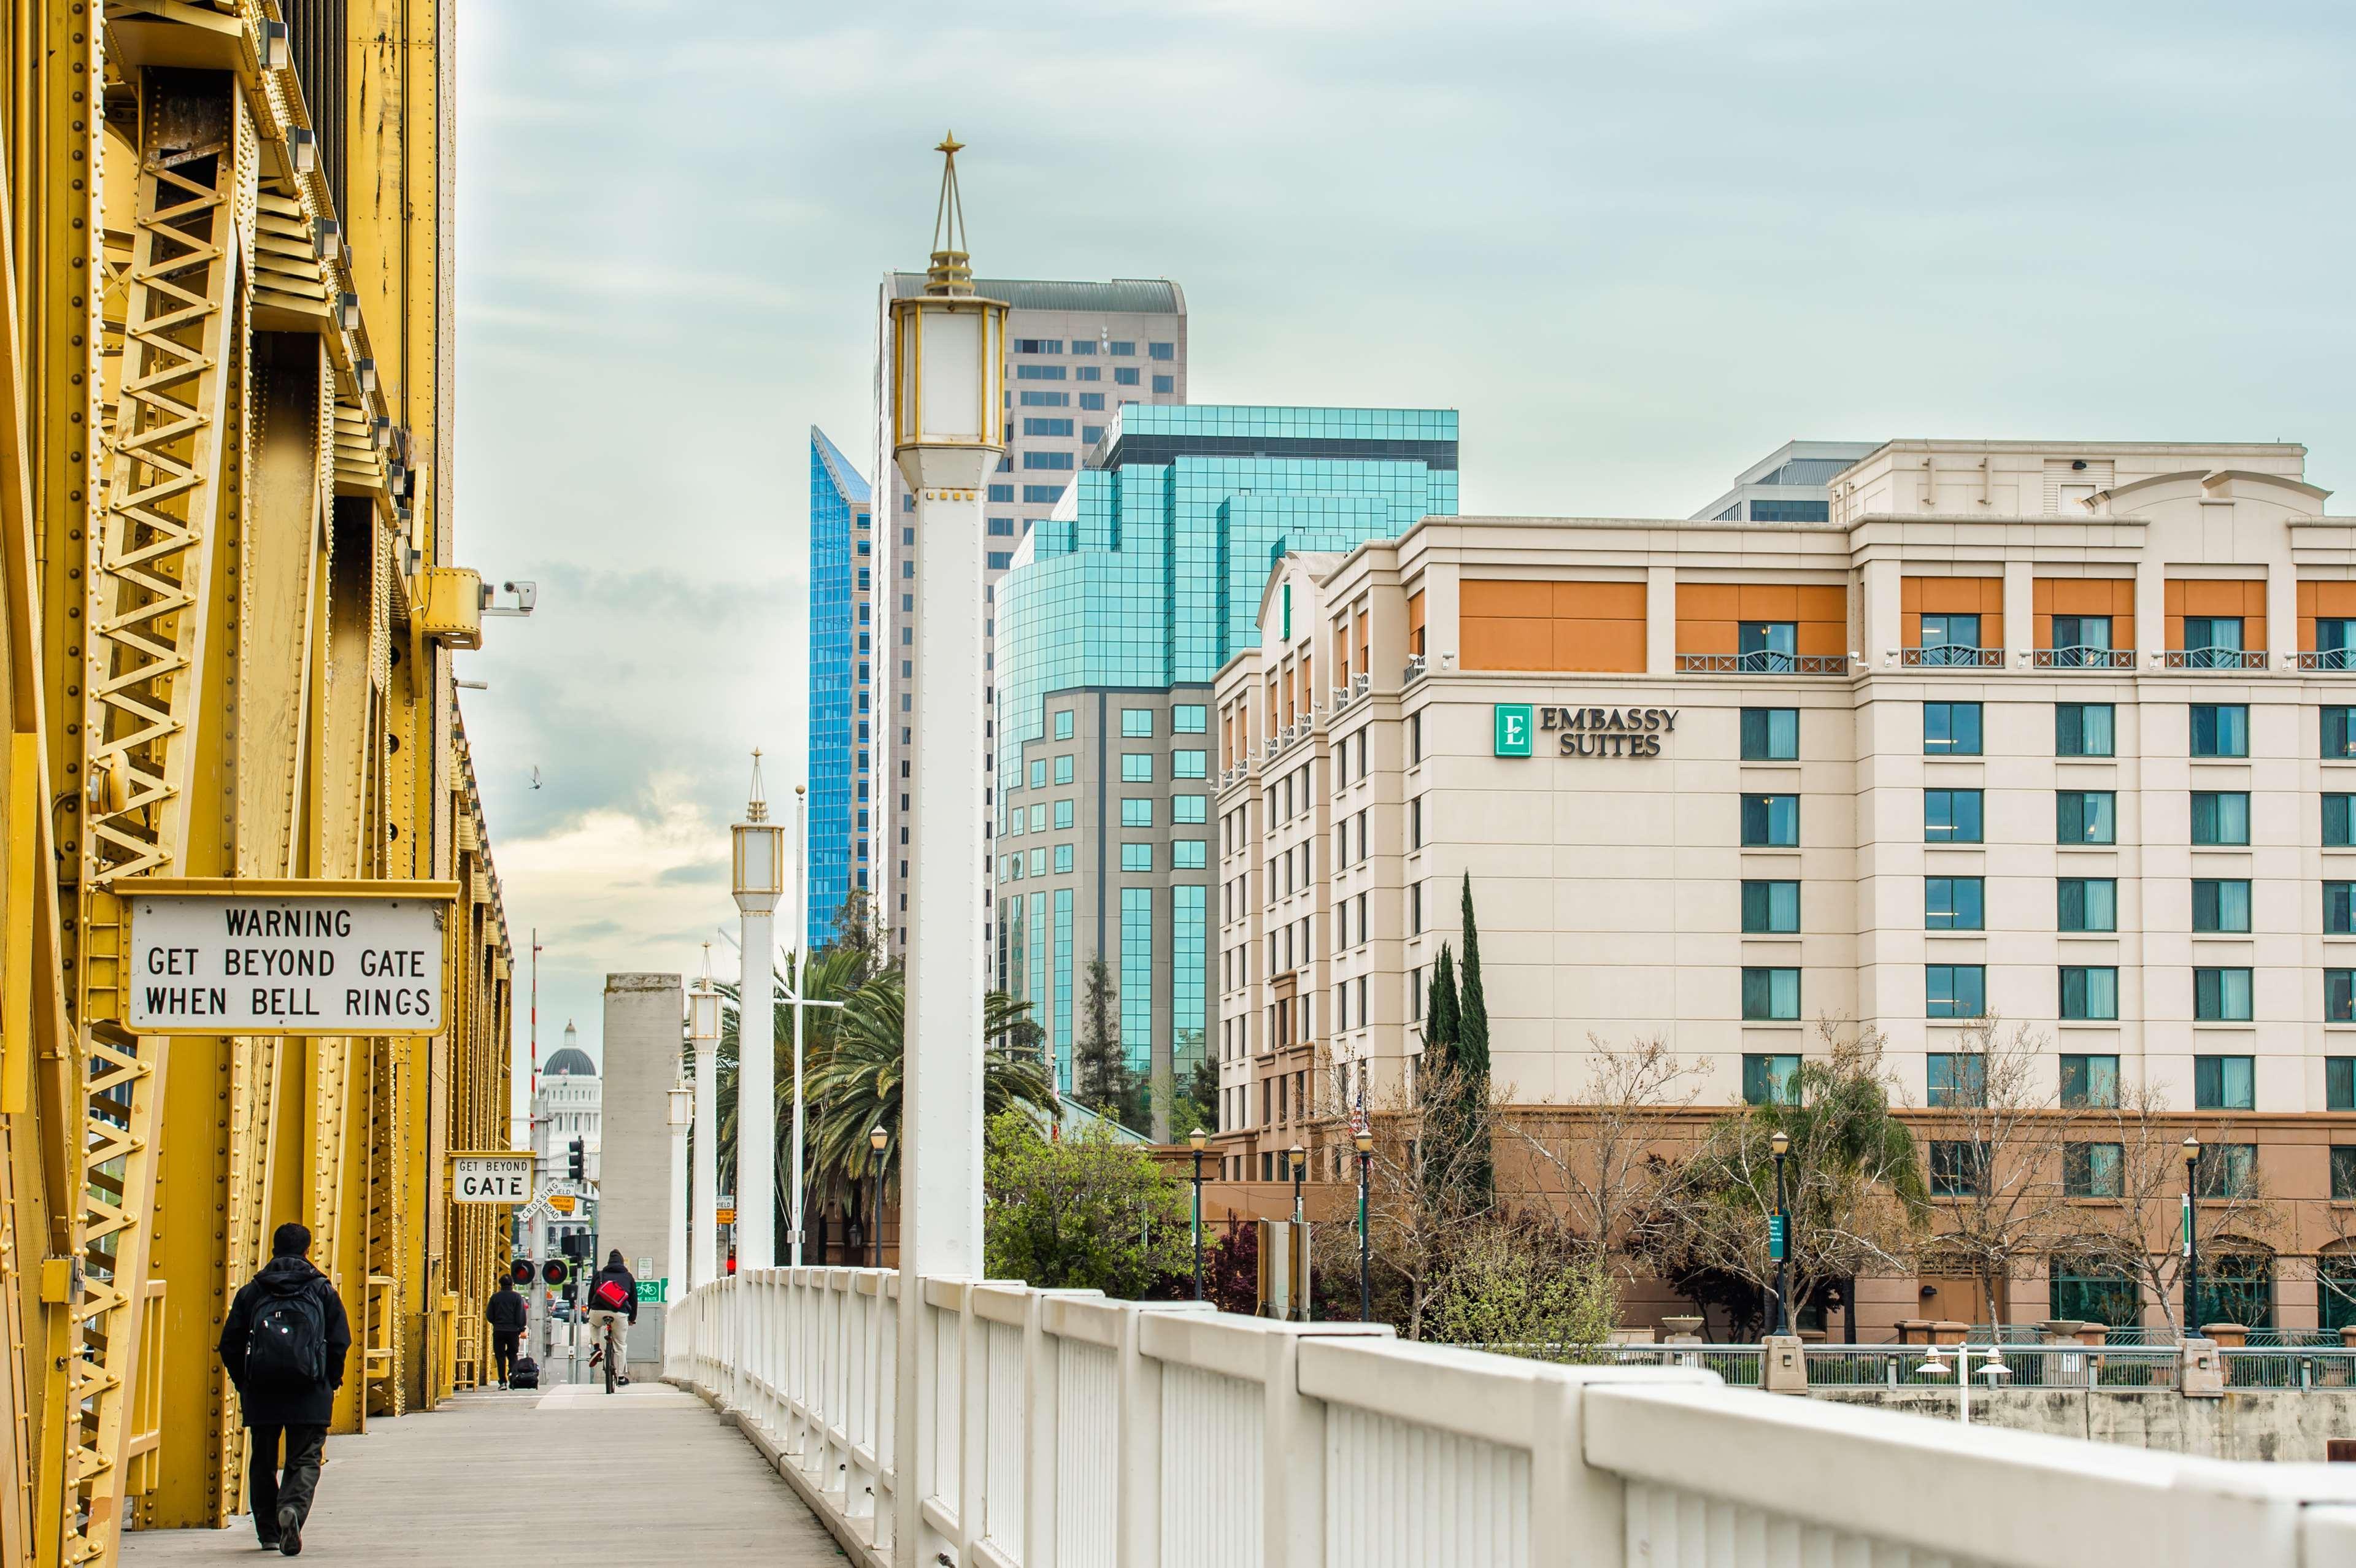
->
[[509, 1355, 539, 1390]]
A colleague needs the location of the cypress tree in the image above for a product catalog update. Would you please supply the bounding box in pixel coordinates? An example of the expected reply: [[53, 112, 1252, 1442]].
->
[[1456, 874, 1490, 1077], [1425, 943, 1458, 1068]]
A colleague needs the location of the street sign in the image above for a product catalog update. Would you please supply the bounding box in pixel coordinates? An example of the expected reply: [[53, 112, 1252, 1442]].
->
[[451, 1151, 533, 1205], [635, 1280, 666, 1304], [1768, 1213, 1787, 1262], [715, 1207, 736, 1224], [549, 1193, 576, 1214], [124, 878, 458, 1035]]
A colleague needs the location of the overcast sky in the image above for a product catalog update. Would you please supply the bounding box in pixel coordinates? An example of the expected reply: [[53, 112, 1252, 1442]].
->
[[455, 0, 2356, 1120]]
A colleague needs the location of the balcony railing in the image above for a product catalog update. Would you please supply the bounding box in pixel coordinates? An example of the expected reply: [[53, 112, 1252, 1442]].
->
[[1403, 652, 1427, 683], [2301, 648, 2356, 671], [1677, 651, 1849, 675], [2033, 645, 2136, 670], [1899, 645, 2004, 669], [2165, 647, 2268, 671]]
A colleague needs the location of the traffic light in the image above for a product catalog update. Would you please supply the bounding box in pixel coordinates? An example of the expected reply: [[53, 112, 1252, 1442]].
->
[[510, 1258, 533, 1286], [567, 1137, 584, 1180], [541, 1258, 566, 1286]]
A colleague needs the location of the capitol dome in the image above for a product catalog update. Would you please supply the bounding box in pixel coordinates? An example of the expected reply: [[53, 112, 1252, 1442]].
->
[[544, 1047, 596, 1077]]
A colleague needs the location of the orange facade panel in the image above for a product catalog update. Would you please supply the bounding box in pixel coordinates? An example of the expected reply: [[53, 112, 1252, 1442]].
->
[[2298, 581, 2356, 655], [1678, 582, 1846, 660], [1460, 579, 1645, 672], [2033, 578, 2133, 650], [1901, 577, 2002, 650], [1406, 591, 1425, 656], [2166, 578, 2268, 653]]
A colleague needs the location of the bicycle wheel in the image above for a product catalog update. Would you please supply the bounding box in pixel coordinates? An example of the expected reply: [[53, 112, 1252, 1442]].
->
[[603, 1322, 617, 1393]]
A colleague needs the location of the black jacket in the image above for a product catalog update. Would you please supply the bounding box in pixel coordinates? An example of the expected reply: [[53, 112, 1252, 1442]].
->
[[485, 1286, 528, 1334], [218, 1256, 352, 1428], [587, 1261, 638, 1323]]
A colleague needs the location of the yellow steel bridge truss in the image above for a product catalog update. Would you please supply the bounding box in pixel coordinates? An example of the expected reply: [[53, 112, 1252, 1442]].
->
[[0, 3, 515, 1561]]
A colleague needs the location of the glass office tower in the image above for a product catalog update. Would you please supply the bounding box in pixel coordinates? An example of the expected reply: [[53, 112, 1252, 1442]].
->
[[807, 426, 874, 951], [992, 404, 1458, 1123]]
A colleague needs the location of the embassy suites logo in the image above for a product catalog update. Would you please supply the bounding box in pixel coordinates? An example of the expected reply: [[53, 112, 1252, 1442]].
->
[[1493, 703, 1677, 758]]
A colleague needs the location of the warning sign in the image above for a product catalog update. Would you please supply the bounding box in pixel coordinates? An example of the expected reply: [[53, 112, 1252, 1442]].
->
[[452, 1152, 534, 1205], [125, 878, 456, 1036]]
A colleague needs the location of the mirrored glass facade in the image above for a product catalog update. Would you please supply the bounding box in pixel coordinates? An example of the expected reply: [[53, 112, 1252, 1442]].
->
[[806, 426, 872, 950]]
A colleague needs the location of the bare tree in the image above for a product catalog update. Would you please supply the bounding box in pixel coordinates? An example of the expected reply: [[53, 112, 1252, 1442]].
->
[[1914, 1017, 2103, 1327], [2066, 1082, 2285, 1334], [1362, 1055, 1511, 1340], [1511, 1034, 1710, 1280]]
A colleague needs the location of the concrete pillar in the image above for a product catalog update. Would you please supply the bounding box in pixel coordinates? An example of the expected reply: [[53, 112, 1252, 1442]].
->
[[2002, 558, 2033, 667], [1645, 564, 1676, 675], [599, 972, 685, 1373]]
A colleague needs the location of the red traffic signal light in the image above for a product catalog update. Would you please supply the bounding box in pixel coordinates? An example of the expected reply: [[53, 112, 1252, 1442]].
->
[[541, 1258, 566, 1286], [510, 1259, 533, 1285]]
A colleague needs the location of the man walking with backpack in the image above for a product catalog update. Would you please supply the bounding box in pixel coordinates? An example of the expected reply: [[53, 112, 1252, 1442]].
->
[[219, 1222, 353, 1556], [485, 1277, 529, 1388]]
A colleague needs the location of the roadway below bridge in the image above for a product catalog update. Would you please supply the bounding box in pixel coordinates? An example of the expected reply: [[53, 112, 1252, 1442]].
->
[[121, 1383, 841, 1563]]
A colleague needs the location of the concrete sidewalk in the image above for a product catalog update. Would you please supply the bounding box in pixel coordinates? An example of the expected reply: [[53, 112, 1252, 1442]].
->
[[122, 1382, 845, 1563]]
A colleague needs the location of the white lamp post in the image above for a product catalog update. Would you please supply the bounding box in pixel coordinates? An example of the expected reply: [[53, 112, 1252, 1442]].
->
[[688, 950, 723, 1288], [732, 751, 785, 1272], [666, 1077, 692, 1302], [890, 133, 1008, 1565]]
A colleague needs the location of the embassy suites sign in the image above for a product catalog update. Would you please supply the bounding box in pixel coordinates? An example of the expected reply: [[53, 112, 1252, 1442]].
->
[[1493, 703, 1677, 759]]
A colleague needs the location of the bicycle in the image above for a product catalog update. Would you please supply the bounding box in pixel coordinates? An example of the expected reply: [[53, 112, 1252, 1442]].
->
[[587, 1309, 627, 1393]]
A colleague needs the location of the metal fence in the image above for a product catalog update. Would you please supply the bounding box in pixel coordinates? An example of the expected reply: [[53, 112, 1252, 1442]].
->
[[1530, 1340, 2356, 1393]]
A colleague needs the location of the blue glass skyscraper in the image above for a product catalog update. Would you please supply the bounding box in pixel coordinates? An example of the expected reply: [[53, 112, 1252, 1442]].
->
[[807, 427, 874, 951], [992, 404, 1457, 1124]]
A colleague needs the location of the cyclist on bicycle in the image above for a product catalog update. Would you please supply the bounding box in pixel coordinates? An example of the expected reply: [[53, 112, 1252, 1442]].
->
[[585, 1251, 637, 1386]]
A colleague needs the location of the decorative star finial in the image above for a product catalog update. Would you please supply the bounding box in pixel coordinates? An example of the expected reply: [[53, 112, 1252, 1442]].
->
[[936, 131, 964, 156]]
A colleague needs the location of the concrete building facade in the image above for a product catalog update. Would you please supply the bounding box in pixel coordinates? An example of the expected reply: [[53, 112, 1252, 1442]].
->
[[597, 972, 684, 1374], [1214, 439, 2356, 1334], [872, 276, 1188, 957]]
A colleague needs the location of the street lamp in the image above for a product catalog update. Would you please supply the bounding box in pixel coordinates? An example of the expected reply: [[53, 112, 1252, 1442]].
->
[[688, 954, 723, 1289], [1289, 1143, 1309, 1323], [1354, 1128, 1374, 1323], [2182, 1134, 2203, 1337], [1188, 1128, 1207, 1302], [870, 1126, 890, 1270], [731, 752, 786, 1272], [666, 1078, 692, 1302], [1770, 1129, 1793, 1337]]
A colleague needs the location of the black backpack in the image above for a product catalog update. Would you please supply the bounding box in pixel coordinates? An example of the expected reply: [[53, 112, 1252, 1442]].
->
[[246, 1283, 328, 1393]]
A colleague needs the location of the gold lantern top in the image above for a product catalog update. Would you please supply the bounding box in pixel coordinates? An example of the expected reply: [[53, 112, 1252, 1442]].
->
[[890, 134, 1008, 460], [732, 750, 785, 910]]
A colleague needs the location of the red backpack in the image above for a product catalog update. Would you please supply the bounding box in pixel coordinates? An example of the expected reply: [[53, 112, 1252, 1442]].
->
[[591, 1276, 631, 1312]]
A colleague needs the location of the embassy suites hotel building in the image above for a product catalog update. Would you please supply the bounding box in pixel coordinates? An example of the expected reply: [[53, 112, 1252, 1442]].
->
[[1214, 439, 2356, 1335]]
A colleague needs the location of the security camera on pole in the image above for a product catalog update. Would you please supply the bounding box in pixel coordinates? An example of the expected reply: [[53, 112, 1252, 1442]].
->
[[733, 753, 786, 1272], [688, 945, 723, 1288], [889, 134, 1009, 1568]]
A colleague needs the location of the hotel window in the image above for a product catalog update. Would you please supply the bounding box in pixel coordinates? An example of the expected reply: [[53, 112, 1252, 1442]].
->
[[1122, 709, 1155, 737], [2057, 877, 2117, 932], [1411, 798, 1423, 849], [2328, 708, 2356, 761], [1410, 882, 1422, 933], [1923, 701, 1982, 755], [1074, 366, 1101, 382], [1122, 799, 1153, 828], [1014, 364, 1067, 381], [1174, 794, 1206, 823], [2060, 1053, 2120, 1109], [1079, 392, 1106, 411], [1409, 714, 1422, 764], [2330, 882, 2356, 934], [2317, 621, 2356, 671], [1923, 788, 1982, 843], [1030, 760, 1047, 790], [2331, 1057, 2356, 1110], [2193, 1053, 2255, 1110], [1022, 452, 1074, 471], [1029, 848, 1045, 877], [1174, 750, 1207, 778], [1742, 1053, 1800, 1106], [987, 483, 1015, 502], [987, 518, 1016, 536], [1122, 754, 1153, 782], [1174, 705, 1206, 733], [1741, 880, 1800, 932], [2192, 791, 2251, 845], [1054, 845, 1073, 874], [1739, 708, 1799, 760], [2329, 796, 2356, 846], [1174, 840, 1206, 870], [1152, 375, 1174, 394], [1927, 1050, 1987, 1105], [1054, 756, 1074, 785], [1114, 367, 1142, 386], [2333, 970, 2356, 1024], [2064, 1143, 2124, 1199], [1926, 966, 1987, 1021], [2057, 790, 2115, 845], [1054, 709, 1075, 740], [2189, 704, 2248, 758], [1029, 804, 1046, 833], [1736, 621, 1796, 673], [2194, 968, 2254, 1023], [1022, 417, 1074, 437], [1919, 614, 1983, 663], [1014, 338, 1063, 354], [2052, 614, 2114, 660], [2337, 1149, 2356, 1201], [2195, 880, 2252, 928], [2193, 1143, 2258, 1200], [1925, 875, 1984, 930], [1053, 800, 1074, 829], [1023, 485, 1065, 504], [1122, 844, 1153, 873], [1741, 794, 1798, 847], [1018, 390, 1070, 406], [1740, 967, 1800, 1021], [2055, 702, 2115, 757], [1930, 1140, 1990, 1197], [2060, 966, 2119, 1021], [2182, 615, 2243, 667], [1109, 340, 1136, 356], [1149, 341, 1175, 360]]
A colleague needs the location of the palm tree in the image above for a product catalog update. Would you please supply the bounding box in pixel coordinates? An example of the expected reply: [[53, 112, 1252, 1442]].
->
[[711, 945, 871, 1257], [806, 971, 1057, 1201]]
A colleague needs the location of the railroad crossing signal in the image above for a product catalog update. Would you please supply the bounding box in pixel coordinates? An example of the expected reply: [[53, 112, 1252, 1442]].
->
[[510, 1259, 533, 1285], [542, 1258, 568, 1286]]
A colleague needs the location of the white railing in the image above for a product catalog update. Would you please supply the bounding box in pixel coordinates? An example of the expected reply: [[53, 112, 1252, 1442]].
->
[[670, 1270, 2356, 1568]]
